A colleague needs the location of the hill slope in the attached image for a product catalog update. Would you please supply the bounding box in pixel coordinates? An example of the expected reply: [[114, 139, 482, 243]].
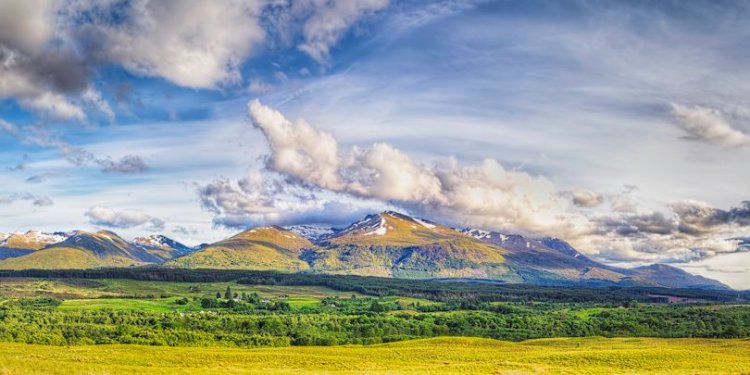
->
[[166, 226, 311, 271], [0, 231, 158, 269]]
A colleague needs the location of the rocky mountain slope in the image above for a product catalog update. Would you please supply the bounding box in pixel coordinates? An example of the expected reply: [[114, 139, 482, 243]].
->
[[133, 235, 194, 262], [308, 212, 509, 278]]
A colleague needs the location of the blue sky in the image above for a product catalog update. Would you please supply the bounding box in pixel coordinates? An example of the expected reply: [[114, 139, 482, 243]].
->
[[1, 0, 750, 287]]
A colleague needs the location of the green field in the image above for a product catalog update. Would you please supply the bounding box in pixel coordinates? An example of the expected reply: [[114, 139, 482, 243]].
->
[[2, 274, 750, 373], [0, 278, 375, 310], [0, 336, 749, 374]]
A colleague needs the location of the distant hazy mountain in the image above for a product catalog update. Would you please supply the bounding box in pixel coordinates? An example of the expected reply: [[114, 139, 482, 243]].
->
[[459, 229, 728, 289], [627, 264, 728, 289], [459, 229, 629, 285], [0, 212, 730, 289], [133, 235, 194, 262]]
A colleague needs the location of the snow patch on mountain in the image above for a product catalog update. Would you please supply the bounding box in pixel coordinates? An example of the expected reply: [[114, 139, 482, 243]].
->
[[286, 225, 336, 242], [414, 218, 436, 229], [364, 217, 388, 236], [0, 230, 71, 248], [132, 235, 193, 255], [461, 228, 494, 240]]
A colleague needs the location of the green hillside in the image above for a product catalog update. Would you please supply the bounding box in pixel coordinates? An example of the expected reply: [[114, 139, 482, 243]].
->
[[166, 226, 311, 271], [310, 212, 511, 278], [0, 231, 154, 270]]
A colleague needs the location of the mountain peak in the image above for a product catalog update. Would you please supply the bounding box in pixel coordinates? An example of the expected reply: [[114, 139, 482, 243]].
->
[[326, 211, 466, 247], [0, 230, 70, 250], [234, 225, 300, 238], [227, 226, 313, 250]]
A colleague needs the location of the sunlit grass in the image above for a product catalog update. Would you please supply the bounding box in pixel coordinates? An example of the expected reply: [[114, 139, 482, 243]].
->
[[0, 337, 749, 374]]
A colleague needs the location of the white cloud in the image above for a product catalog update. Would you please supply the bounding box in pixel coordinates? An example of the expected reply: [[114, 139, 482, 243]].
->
[[73, 0, 266, 89], [0, 0, 393, 120], [245, 100, 582, 236], [0, 1, 115, 120], [249, 100, 344, 190], [85, 205, 164, 231], [670, 103, 750, 147], [0, 0, 55, 54], [581, 199, 750, 264], [297, 0, 390, 63], [197, 169, 389, 228]]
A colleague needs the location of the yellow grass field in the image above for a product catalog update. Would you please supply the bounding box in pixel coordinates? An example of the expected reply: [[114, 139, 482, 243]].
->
[[1, 336, 750, 374]]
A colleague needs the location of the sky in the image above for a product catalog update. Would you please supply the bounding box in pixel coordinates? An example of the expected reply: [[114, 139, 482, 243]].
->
[[1, 0, 750, 287]]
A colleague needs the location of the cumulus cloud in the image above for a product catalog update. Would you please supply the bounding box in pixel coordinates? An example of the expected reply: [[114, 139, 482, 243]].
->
[[197, 169, 387, 228], [0, 0, 114, 120], [85, 205, 165, 231], [229, 100, 582, 236], [0, 193, 53, 207], [0, 0, 391, 120], [69, 0, 266, 89], [670, 104, 750, 147], [584, 199, 750, 263]]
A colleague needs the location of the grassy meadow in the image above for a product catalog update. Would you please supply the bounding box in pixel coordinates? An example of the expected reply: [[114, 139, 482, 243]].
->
[[2, 275, 750, 373], [0, 278, 373, 311], [1, 337, 750, 374]]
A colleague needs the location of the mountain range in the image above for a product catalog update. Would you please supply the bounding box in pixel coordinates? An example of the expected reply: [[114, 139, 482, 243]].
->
[[0, 211, 729, 289]]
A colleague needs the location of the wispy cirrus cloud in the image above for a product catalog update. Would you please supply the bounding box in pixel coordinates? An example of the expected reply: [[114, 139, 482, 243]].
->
[[0, 119, 148, 174], [0, 193, 53, 207]]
